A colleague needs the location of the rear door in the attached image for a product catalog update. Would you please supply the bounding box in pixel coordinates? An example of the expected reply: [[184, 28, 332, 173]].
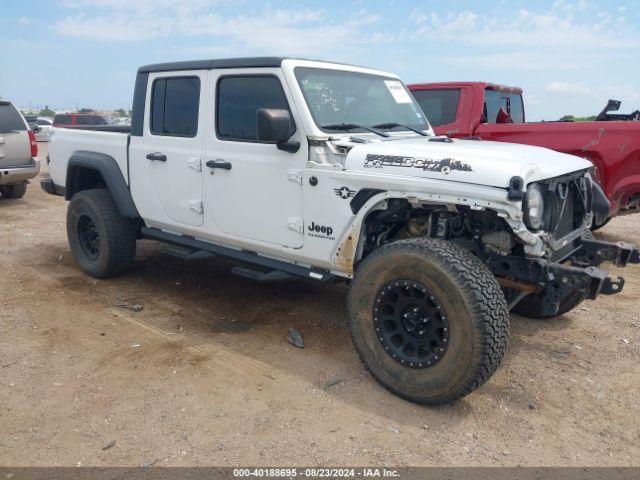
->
[[129, 70, 207, 229], [0, 102, 31, 167]]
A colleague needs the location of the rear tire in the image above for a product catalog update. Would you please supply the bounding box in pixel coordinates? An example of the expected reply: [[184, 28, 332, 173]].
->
[[0, 182, 27, 199], [67, 189, 137, 278], [348, 238, 509, 405]]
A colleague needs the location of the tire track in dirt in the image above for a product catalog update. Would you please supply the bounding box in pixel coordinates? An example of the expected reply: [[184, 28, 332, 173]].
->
[[28, 261, 374, 426]]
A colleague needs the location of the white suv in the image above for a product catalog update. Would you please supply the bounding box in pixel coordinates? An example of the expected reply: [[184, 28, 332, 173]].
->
[[0, 100, 40, 198]]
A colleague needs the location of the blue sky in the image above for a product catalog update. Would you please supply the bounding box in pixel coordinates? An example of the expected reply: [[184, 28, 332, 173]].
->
[[1, 0, 638, 120]]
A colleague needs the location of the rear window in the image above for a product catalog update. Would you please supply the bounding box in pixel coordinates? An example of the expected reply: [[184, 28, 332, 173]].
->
[[411, 89, 461, 126], [484, 89, 525, 123], [53, 114, 73, 125], [151, 76, 200, 137], [0, 103, 27, 131], [75, 115, 112, 126]]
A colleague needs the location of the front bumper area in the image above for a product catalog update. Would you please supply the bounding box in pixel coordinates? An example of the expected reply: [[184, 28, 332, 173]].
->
[[576, 238, 640, 268], [487, 237, 639, 314], [0, 158, 40, 185]]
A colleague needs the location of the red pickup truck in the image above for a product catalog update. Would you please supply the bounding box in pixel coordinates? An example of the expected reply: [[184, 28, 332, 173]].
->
[[408, 82, 640, 228]]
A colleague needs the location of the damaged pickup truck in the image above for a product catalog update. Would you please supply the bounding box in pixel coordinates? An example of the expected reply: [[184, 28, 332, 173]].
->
[[42, 58, 640, 405]]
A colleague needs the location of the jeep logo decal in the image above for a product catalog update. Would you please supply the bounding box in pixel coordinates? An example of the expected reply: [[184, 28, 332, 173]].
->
[[307, 221, 335, 240], [364, 154, 473, 174]]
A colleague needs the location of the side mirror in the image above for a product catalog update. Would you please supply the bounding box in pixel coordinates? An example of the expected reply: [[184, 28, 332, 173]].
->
[[256, 108, 299, 153], [32, 124, 41, 132], [256, 108, 294, 143]]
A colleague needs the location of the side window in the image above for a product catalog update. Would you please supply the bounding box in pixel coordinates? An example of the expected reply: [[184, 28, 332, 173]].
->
[[484, 89, 525, 123], [53, 114, 72, 125], [411, 89, 461, 127], [217, 76, 292, 142], [151, 76, 200, 137], [75, 115, 89, 125]]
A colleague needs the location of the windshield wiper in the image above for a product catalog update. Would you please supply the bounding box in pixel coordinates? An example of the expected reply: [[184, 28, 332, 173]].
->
[[0, 129, 20, 134], [371, 122, 428, 136], [320, 123, 389, 138]]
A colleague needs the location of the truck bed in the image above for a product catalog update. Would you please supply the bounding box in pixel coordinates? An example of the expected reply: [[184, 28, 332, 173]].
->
[[48, 127, 129, 189], [471, 120, 640, 216]]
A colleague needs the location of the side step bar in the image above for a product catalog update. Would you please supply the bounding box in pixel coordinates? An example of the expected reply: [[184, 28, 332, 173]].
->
[[141, 227, 333, 282], [164, 244, 214, 260], [231, 267, 293, 282]]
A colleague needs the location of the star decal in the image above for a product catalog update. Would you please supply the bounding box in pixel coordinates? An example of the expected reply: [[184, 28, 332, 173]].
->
[[334, 186, 357, 199]]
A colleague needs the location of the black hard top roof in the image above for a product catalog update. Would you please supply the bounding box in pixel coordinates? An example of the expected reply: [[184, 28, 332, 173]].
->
[[138, 57, 289, 73], [136, 57, 369, 74]]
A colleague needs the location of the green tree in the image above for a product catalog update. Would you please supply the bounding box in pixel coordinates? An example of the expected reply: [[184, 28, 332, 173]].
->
[[558, 114, 597, 122], [114, 108, 128, 117], [39, 105, 55, 117], [78, 108, 95, 113]]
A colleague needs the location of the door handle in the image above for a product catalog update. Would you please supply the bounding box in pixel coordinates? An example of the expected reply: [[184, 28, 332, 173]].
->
[[146, 152, 167, 162], [206, 160, 232, 171]]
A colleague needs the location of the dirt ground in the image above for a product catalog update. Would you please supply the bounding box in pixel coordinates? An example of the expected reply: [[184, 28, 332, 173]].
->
[[1, 143, 639, 467]]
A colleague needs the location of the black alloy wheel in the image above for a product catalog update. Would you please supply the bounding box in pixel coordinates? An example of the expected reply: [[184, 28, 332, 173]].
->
[[374, 280, 450, 369], [77, 215, 101, 260]]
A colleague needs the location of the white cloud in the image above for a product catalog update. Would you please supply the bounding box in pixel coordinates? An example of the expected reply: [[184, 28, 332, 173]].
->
[[601, 84, 640, 102], [439, 51, 589, 70], [545, 81, 592, 95], [52, 3, 385, 58], [408, 7, 639, 50]]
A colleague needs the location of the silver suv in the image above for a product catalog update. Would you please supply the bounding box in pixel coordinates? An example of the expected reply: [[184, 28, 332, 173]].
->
[[0, 100, 40, 198]]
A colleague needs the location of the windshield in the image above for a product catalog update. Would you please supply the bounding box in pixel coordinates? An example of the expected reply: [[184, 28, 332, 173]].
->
[[294, 67, 430, 134]]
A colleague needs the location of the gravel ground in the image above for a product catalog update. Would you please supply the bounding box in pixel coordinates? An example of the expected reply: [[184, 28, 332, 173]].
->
[[0, 144, 638, 467]]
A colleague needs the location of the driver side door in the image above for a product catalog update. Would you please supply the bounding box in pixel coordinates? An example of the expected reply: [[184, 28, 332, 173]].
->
[[202, 71, 307, 248]]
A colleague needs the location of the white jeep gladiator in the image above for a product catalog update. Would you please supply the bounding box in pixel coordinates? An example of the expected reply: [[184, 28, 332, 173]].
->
[[43, 57, 639, 405]]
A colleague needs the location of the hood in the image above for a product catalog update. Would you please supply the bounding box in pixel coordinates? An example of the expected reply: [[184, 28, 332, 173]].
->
[[343, 136, 591, 188]]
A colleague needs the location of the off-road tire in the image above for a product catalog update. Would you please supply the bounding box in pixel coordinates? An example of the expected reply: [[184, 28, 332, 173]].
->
[[348, 238, 509, 405], [512, 290, 584, 319], [513, 230, 593, 319], [67, 188, 136, 278], [0, 182, 27, 199], [591, 216, 611, 231]]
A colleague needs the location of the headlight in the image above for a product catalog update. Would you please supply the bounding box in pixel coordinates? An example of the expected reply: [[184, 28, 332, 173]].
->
[[524, 184, 545, 230]]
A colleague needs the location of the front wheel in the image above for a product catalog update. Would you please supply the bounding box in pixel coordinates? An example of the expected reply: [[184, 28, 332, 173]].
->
[[512, 289, 585, 319], [591, 216, 611, 231], [67, 188, 137, 278], [348, 238, 509, 405]]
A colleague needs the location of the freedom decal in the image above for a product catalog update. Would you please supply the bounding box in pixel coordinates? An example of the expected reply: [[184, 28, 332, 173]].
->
[[364, 154, 473, 175]]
